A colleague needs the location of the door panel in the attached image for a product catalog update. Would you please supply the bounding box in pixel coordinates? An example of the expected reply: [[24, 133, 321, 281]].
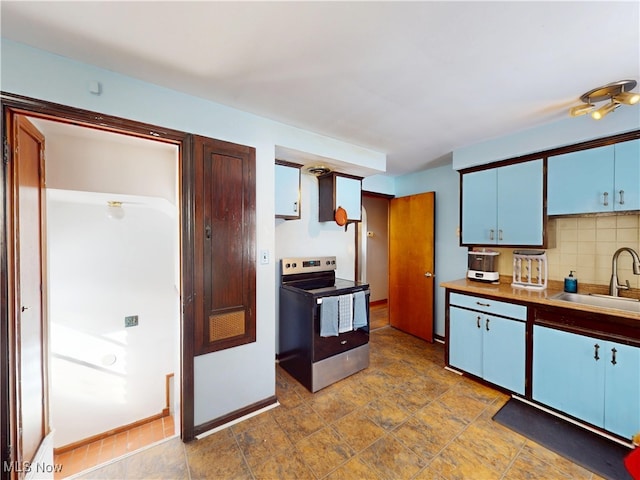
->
[[389, 192, 435, 341], [8, 114, 48, 468], [448, 306, 482, 376]]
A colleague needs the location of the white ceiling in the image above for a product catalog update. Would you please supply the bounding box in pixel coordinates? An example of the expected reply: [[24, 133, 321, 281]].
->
[[2, 1, 639, 175]]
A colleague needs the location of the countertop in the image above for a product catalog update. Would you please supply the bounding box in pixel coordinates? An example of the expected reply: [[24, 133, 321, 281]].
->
[[440, 278, 640, 321]]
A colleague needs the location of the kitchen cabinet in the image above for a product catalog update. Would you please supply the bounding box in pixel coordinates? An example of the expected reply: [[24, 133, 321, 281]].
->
[[547, 139, 640, 215], [318, 172, 362, 222], [448, 292, 526, 394], [533, 325, 640, 440], [461, 159, 543, 246], [275, 161, 301, 219]]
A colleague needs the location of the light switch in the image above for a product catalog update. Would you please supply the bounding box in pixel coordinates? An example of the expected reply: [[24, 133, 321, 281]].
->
[[260, 250, 269, 265]]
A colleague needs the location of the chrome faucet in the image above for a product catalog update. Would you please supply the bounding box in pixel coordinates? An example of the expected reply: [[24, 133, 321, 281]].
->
[[609, 247, 640, 297]]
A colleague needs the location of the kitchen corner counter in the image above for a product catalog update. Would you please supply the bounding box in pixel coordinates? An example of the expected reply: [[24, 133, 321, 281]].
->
[[440, 278, 640, 321]]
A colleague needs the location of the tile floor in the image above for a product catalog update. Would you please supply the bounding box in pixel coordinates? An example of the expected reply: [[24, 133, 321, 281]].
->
[[54, 415, 175, 479], [70, 321, 605, 480]]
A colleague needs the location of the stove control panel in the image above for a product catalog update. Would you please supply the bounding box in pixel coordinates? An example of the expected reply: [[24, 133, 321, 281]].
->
[[281, 256, 336, 275]]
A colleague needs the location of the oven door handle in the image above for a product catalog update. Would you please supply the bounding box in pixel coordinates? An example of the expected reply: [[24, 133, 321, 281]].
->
[[316, 289, 370, 304]]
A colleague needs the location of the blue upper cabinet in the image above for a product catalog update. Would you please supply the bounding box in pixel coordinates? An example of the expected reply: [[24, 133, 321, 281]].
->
[[275, 162, 301, 219], [548, 139, 639, 215], [614, 139, 640, 212], [462, 159, 543, 246]]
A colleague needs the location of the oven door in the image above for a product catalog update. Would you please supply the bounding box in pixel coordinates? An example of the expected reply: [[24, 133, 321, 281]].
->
[[313, 290, 370, 362]]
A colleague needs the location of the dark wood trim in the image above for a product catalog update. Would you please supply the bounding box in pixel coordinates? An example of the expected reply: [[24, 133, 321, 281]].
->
[[369, 299, 388, 307], [275, 159, 303, 169], [53, 410, 170, 455], [192, 396, 278, 439], [362, 190, 395, 200], [0, 93, 196, 452]]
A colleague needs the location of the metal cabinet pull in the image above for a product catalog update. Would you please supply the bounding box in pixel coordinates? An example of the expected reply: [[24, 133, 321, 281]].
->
[[489, 229, 495, 241], [476, 301, 490, 307], [498, 229, 503, 241], [611, 348, 617, 365], [594, 343, 600, 361], [476, 316, 481, 328], [294, 201, 298, 212], [485, 318, 490, 331], [619, 190, 625, 205], [603, 192, 609, 206]]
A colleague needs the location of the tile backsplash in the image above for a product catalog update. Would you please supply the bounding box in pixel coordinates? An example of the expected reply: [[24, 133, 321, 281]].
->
[[494, 213, 640, 289]]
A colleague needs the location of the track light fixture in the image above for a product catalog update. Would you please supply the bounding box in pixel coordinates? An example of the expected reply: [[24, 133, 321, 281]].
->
[[569, 79, 639, 120]]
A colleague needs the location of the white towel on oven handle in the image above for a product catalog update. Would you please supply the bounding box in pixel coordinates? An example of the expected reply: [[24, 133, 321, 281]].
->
[[338, 294, 353, 333]]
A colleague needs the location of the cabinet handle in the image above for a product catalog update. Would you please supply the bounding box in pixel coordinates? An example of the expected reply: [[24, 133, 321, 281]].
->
[[205, 225, 212, 240], [498, 229, 503, 241], [476, 316, 481, 328], [619, 190, 625, 205], [603, 192, 609, 207], [293, 201, 298, 213], [476, 301, 490, 307], [485, 318, 490, 331], [489, 229, 495, 241], [594, 343, 600, 361], [611, 347, 617, 365]]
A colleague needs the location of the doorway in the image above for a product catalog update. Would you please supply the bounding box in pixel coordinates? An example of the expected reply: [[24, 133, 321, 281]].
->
[[33, 117, 181, 476]]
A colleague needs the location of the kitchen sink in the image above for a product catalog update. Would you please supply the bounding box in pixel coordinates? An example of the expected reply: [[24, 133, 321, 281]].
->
[[550, 292, 640, 314]]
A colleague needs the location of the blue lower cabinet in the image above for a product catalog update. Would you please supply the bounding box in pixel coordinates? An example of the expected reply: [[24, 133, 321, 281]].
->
[[449, 305, 525, 395], [533, 325, 640, 440]]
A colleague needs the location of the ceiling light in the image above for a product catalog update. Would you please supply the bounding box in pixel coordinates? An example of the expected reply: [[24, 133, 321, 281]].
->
[[569, 79, 639, 120], [614, 91, 640, 105], [106, 201, 125, 220], [591, 101, 618, 120]]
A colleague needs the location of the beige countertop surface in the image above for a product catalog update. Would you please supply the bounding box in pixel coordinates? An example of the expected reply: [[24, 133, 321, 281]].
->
[[440, 278, 640, 321]]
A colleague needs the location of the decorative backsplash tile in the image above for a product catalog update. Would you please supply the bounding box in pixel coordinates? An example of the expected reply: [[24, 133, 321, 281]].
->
[[495, 214, 640, 289]]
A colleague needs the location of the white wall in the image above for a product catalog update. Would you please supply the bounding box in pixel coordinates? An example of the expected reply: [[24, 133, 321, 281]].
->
[[47, 191, 178, 447], [395, 162, 467, 338], [0, 38, 386, 427]]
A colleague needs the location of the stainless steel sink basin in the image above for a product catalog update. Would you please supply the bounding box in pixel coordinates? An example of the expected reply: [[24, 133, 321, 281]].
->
[[550, 292, 640, 313]]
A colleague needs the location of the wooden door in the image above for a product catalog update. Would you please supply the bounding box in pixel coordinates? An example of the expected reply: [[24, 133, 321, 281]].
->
[[389, 192, 435, 341], [5, 114, 49, 472]]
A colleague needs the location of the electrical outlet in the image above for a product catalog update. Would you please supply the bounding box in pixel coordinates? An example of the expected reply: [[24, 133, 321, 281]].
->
[[125, 315, 138, 328]]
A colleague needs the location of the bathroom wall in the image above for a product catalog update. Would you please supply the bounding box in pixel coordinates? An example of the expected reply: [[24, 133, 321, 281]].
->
[[495, 213, 640, 289]]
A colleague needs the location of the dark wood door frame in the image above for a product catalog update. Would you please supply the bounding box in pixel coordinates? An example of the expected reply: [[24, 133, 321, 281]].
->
[[0, 93, 197, 476]]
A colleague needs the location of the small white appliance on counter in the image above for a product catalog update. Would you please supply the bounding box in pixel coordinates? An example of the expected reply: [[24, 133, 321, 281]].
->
[[467, 250, 500, 282], [512, 250, 547, 290]]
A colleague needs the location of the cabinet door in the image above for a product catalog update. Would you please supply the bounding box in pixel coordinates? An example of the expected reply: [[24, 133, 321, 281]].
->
[[483, 316, 525, 394], [461, 168, 497, 244], [448, 306, 483, 377], [275, 163, 300, 218], [533, 326, 604, 428], [604, 341, 640, 439], [547, 145, 615, 215], [614, 139, 640, 212], [496, 159, 543, 245], [335, 175, 362, 221]]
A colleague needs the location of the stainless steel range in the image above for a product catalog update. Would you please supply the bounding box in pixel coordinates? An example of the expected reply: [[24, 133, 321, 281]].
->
[[279, 256, 370, 392]]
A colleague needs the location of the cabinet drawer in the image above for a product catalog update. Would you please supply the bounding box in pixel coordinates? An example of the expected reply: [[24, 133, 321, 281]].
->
[[450, 292, 527, 320]]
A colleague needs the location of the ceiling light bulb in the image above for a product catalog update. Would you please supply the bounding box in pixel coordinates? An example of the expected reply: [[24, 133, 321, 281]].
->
[[106, 201, 125, 220], [591, 101, 618, 120], [614, 91, 640, 105], [569, 103, 595, 117]]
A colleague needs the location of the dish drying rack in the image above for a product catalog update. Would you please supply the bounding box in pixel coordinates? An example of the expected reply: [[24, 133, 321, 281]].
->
[[512, 250, 547, 290]]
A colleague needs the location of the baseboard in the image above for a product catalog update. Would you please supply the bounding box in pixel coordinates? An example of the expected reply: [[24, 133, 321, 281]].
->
[[54, 410, 169, 455], [192, 395, 278, 439], [369, 299, 388, 307]]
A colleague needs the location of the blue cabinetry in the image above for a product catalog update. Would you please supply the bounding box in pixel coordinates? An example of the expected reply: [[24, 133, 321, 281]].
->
[[533, 325, 640, 440], [548, 139, 639, 215], [275, 163, 301, 219], [462, 159, 543, 245], [448, 293, 526, 394]]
